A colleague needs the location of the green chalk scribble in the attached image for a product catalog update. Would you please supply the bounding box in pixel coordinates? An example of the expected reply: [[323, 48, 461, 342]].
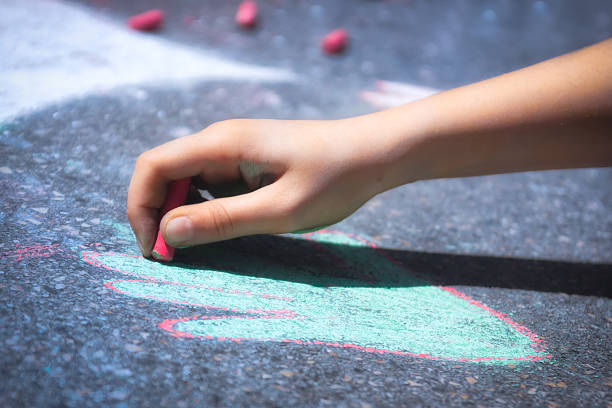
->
[[88, 229, 549, 363]]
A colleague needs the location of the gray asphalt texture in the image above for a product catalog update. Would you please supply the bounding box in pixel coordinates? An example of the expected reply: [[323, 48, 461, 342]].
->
[[1, 1, 611, 407]]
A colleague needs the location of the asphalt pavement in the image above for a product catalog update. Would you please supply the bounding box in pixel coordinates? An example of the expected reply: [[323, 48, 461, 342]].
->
[[1, 1, 611, 406]]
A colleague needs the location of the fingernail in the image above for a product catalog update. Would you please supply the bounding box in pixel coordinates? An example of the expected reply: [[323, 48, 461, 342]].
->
[[165, 217, 193, 246]]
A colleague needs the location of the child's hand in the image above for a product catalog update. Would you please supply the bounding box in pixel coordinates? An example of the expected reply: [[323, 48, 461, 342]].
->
[[128, 39, 612, 257], [127, 118, 394, 257]]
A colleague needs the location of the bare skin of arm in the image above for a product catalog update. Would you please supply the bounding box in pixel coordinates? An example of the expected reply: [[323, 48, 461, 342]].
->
[[128, 39, 612, 256]]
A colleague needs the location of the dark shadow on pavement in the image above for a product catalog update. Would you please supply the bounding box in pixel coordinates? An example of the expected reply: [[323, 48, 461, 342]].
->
[[173, 233, 612, 298]]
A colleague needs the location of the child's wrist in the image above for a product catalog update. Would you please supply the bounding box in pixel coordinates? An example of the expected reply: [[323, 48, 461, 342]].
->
[[351, 101, 438, 196]]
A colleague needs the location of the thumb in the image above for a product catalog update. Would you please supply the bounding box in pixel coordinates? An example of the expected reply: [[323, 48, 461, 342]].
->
[[160, 184, 293, 247]]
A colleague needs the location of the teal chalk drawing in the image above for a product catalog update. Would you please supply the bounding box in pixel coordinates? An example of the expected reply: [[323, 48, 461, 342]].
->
[[83, 229, 550, 363]]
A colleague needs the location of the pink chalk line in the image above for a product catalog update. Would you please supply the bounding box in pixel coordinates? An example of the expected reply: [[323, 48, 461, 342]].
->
[[82, 230, 551, 363]]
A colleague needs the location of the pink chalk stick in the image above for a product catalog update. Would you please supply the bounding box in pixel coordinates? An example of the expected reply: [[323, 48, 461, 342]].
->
[[322, 29, 348, 54], [235, 1, 258, 28], [151, 178, 191, 262], [128, 9, 164, 31]]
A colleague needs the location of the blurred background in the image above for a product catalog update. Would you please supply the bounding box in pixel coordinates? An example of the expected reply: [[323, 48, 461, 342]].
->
[[69, 0, 612, 86], [3, 0, 612, 121]]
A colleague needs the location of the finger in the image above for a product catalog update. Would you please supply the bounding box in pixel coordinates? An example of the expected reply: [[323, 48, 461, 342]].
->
[[127, 205, 159, 257], [127, 128, 242, 256], [160, 182, 294, 247]]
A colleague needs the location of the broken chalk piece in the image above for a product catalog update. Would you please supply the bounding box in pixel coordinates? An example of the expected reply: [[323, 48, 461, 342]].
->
[[151, 178, 191, 262], [128, 9, 164, 31], [236, 0, 258, 29], [322, 29, 348, 54]]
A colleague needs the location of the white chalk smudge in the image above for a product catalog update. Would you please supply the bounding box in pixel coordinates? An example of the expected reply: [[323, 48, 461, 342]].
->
[[0, 0, 295, 121], [26, 218, 42, 225], [170, 126, 194, 139], [360, 80, 439, 109], [0, 167, 13, 174]]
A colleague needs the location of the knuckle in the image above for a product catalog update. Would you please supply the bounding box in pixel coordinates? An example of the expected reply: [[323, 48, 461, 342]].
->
[[135, 150, 157, 170], [203, 201, 235, 239], [204, 120, 225, 133], [206, 119, 249, 136], [204, 119, 255, 161]]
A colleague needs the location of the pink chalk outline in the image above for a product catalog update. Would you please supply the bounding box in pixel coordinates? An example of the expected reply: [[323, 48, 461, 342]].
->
[[82, 230, 551, 363], [1, 243, 61, 261]]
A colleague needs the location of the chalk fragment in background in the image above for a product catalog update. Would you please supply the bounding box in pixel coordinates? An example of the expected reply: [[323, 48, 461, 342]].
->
[[322, 29, 348, 54], [128, 9, 164, 31], [236, 1, 258, 29], [0, 0, 295, 121]]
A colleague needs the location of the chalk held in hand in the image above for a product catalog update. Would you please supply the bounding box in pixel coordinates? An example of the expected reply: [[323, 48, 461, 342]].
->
[[235, 1, 258, 29], [322, 29, 348, 54], [151, 178, 191, 262], [128, 9, 164, 31]]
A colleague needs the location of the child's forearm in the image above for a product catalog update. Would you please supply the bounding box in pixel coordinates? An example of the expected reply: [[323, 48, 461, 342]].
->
[[362, 38, 612, 193], [128, 39, 611, 252]]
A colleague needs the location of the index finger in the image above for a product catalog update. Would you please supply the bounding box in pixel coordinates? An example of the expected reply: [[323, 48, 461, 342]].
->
[[127, 129, 242, 256]]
